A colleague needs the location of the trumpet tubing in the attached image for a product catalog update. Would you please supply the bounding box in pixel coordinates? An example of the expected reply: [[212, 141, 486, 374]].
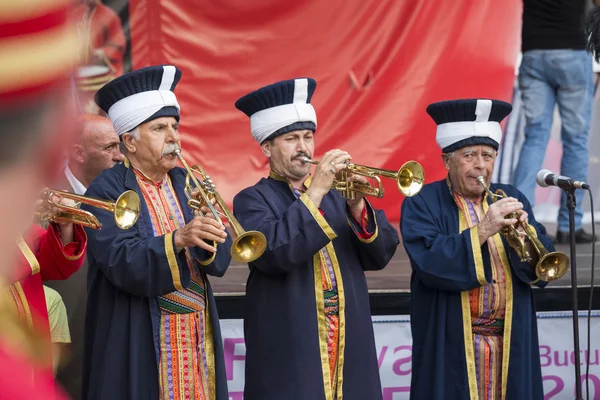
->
[[38, 189, 140, 230], [300, 156, 424, 198], [476, 176, 569, 282], [173, 147, 267, 263]]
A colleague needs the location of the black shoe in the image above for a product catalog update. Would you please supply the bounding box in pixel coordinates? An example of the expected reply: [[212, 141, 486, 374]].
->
[[555, 229, 597, 244]]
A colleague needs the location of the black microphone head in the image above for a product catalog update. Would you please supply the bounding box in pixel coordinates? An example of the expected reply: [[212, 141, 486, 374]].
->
[[536, 169, 553, 187]]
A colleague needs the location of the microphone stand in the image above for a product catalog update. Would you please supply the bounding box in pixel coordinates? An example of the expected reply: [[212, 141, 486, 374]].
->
[[566, 188, 583, 400]]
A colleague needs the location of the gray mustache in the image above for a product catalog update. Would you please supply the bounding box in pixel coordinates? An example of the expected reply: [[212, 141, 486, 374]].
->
[[162, 144, 180, 156]]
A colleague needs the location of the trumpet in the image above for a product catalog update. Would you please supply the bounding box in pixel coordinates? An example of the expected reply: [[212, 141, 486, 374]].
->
[[300, 156, 424, 198], [477, 176, 569, 282], [172, 147, 267, 263], [37, 189, 141, 230]]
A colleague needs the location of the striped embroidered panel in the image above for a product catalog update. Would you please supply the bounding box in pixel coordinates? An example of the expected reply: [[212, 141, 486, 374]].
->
[[453, 190, 506, 400], [133, 168, 212, 399], [133, 168, 207, 314]]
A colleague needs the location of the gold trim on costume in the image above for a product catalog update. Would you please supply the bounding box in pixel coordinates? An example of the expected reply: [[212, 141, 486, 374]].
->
[[313, 252, 332, 400], [299, 193, 337, 241], [268, 171, 334, 240], [9, 283, 34, 330], [53, 224, 87, 261], [458, 209, 479, 400], [61, 251, 85, 261], [164, 232, 183, 291], [0, 0, 70, 21], [470, 226, 487, 286], [197, 245, 217, 266], [493, 234, 514, 400], [0, 280, 50, 368], [268, 170, 286, 182], [346, 199, 379, 244], [0, 23, 77, 92], [326, 242, 346, 400], [16, 236, 40, 276], [460, 291, 478, 400]]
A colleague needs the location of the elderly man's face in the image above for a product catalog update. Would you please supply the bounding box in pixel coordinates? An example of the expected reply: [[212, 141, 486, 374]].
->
[[442, 145, 496, 200], [133, 116, 180, 175], [261, 130, 314, 182]]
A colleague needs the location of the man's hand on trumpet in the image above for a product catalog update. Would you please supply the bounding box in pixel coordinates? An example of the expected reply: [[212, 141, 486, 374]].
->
[[477, 197, 524, 244], [305, 149, 351, 208], [36, 188, 79, 244], [514, 209, 529, 238], [343, 171, 368, 220], [189, 188, 225, 220], [174, 188, 227, 253]]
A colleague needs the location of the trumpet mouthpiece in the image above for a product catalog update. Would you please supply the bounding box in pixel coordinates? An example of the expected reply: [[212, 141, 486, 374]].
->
[[476, 176, 486, 185]]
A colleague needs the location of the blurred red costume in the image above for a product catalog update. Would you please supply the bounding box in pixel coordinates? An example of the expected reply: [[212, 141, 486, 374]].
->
[[0, 0, 82, 396], [6, 224, 87, 395]]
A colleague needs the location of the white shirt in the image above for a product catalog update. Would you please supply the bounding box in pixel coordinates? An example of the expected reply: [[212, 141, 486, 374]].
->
[[64, 165, 87, 195]]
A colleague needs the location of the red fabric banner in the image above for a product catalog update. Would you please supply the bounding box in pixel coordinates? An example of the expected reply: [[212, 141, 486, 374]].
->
[[128, 0, 522, 221]]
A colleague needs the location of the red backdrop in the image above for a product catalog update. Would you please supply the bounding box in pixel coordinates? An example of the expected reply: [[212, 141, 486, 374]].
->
[[129, 0, 522, 221]]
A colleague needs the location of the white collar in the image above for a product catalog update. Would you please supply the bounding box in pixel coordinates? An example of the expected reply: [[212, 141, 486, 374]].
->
[[64, 165, 87, 195]]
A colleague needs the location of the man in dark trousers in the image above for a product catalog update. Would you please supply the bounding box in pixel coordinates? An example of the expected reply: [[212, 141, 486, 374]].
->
[[513, 0, 597, 243]]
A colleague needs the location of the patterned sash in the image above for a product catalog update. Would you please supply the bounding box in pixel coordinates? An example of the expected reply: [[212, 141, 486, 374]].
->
[[134, 168, 206, 314], [134, 168, 212, 400], [471, 318, 504, 336], [452, 188, 507, 400]]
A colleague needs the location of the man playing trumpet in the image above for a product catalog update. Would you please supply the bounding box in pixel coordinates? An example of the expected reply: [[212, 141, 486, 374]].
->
[[83, 65, 232, 400], [233, 78, 400, 400], [401, 99, 555, 400]]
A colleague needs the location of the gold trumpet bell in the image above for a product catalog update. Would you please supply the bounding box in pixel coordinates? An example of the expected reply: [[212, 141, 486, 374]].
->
[[536, 251, 570, 282], [38, 189, 141, 230], [397, 161, 425, 197], [114, 190, 141, 230], [173, 147, 268, 263], [231, 230, 267, 263]]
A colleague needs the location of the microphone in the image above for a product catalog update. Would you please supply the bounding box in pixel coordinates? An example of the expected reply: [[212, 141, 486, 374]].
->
[[536, 169, 590, 190]]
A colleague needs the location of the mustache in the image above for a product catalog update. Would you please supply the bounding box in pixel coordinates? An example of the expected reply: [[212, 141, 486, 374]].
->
[[292, 151, 310, 160], [162, 143, 180, 156]]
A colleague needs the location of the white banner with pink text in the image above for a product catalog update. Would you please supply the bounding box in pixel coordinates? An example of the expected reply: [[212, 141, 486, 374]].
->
[[221, 312, 600, 400]]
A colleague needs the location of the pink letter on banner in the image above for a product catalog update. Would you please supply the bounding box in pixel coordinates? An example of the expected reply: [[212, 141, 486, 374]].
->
[[224, 338, 245, 381], [383, 386, 410, 400]]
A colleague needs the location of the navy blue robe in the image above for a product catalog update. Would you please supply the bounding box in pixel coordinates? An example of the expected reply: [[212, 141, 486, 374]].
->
[[233, 173, 400, 400], [401, 179, 552, 400], [81, 161, 232, 400]]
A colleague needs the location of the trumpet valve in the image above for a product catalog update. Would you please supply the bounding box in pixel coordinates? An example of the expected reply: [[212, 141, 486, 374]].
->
[[188, 198, 202, 210]]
